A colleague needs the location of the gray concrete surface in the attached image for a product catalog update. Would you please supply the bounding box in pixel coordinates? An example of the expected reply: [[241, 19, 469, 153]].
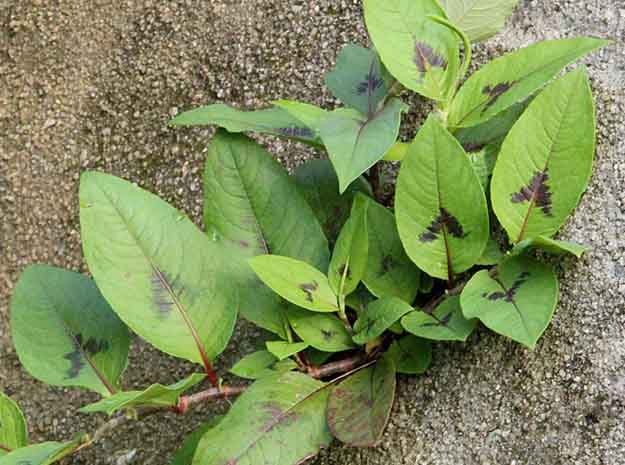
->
[[0, 1, 623, 464]]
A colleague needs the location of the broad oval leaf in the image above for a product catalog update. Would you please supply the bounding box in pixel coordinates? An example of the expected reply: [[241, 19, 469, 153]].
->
[[491, 69, 596, 243], [80, 172, 238, 365], [10, 265, 130, 396], [364, 0, 460, 101], [286, 307, 355, 352], [448, 37, 608, 128], [0, 440, 80, 465], [439, 0, 519, 42], [460, 256, 559, 349], [327, 355, 396, 447], [352, 297, 414, 345], [387, 335, 432, 375], [401, 295, 477, 341], [320, 99, 407, 193], [230, 351, 297, 380], [192, 372, 332, 465], [79, 373, 206, 416], [396, 115, 489, 280], [0, 393, 27, 456]]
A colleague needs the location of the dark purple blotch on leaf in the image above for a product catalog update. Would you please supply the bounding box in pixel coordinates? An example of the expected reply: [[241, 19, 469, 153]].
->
[[381, 255, 395, 274], [511, 170, 553, 216], [276, 126, 314, 139], [321, 329, 335, 341], [481, 81, 514, 113], [299, 281, 319, 302], [420, 310, 452, 328], [356, 69, 384, 96], [414, 42, 447, 76], [338, 264, 351, 280], [462, 141, 486, 153], [151, 266, 186, 318], [482, 271, 530, 303], [419, 208, 467, 243], [63, 333, 110, 379]]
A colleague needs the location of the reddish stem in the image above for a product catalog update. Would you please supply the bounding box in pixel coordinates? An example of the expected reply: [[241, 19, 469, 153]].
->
[[307, 353, 368, 379], [177, 385, 246, 414], [0, 444, 12, 453], [199, 351, 219, 387]]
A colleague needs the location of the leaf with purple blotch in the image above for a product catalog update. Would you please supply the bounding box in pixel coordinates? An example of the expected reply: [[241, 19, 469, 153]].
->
[[401, 295, 477, 342]]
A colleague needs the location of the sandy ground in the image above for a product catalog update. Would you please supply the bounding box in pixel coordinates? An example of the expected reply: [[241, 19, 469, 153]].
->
[[0, 0, 624, 464]]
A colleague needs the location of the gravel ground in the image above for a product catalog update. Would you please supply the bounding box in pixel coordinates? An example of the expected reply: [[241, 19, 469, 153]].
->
[[0, 0, 623, 464]]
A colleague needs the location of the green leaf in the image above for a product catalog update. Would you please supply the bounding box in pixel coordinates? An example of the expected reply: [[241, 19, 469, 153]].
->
[[439, 0, 519, 42], [401, 295, 477, 341], [192, 372, 332, 465], [249, 255, 338, 312], [448, 37, 608, 128], [229, 351, 297, 380], [170, 417, 223, 465], [326, 355, 396, 447], [10, 265, 130, 396], [352, 297, 414, 345], [320, 99, 407, 193], [396, 115, 489, 280], [362, 196, 421, 303], [387, 336, 432, 375], [466, 142, 500, 190], [169, 104, 321, 144], [79, 373, 206, 416], [476, 237, 505, 265], [324, 44, 391, 116], [460, 256, 559, 349], [293, 159, 372, 243], [271, 100, 329, 136], [304, 348, 334, 366], [491, 69, 596, 243], [328, 195, 369, 297], [0, 393, 27, 455], [204, 132, 330, 337], [513, 236, 589, 258], [80, 172, 238, 365], [363, 0, 460, 101], [266, 341, 309, 361], [382, 142, 409, 162], [0, 440, 80, 465], [286, 307, 356, 352]]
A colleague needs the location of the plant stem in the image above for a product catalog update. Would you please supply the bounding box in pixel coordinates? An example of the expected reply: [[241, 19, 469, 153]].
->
[[307, 353, 368, 379], [0, 444, 12, 453], [422, 279, 468, 314], [177, 385, 247, 414]]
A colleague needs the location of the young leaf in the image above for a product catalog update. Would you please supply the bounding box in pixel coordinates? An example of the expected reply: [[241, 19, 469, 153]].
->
[[460, 256, 559, 349], [0, 439, 80, 465], [324, 44, 391, 116], [491, 69, 596, 243], [387, 336, 432, 375], [293, 159, 372, 243], [326, 355, 396, 447], [0, 392, 28, 455], [192, 372, 332, 465], [363, 0, 460, 101], [265, 341, 309, 361], [438, 0, 519, 42], [448, 37, 608, 128], [320, 99, 407, 193], [79, 373, 206, 416], [512, 236, 589, 258], [476, 237, 505, 265], [80, 172, 238, 366], [395, 115, 489, 281], [362, 196, 421, 303], [286, 307, 356, 352], [352, 297, 414, 345], [169, 417, 223, 465], [204, 132, 330, 337], [230, 351, 297, 380], [10, 265, 130, 396], [249, 255, 338, 312], [328, 195, 369, 297], [401, 295, 477, 341]]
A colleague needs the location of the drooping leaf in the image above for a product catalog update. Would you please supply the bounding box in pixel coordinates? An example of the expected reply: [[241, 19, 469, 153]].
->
[[491, 69, 596, 244], [382, 142, 409, 162], [387, 335, 432, 375], [362, 196, 421, 303], [0, 439, 80, 465], [169, 416, 223, 465], [352, 297, 414, 345], [439, 0, 519, 42], [293, 159, 371, 243], [326, 355, 396, 447], [204, 132, 330, 337], [460, 255, 559, 349], [229, 351, 297, 380], [512, 236, 589, 258], [80, 172, 238, 365], [448, 37, 608, 128], [395, 115, 489, 280], [192, 372, 332, 465], [286, 307, 356, 352], [363, 0, 460, 101], [79, 373, 206, 416], [401, 295, 477, 341], [324, 44, 392, 116], [249, 255, 338, 312], [266, 341, 309, 361], [10, 265, 130, 396], [476, 237, 505, 265], [0, 393, 28, 456], [320, 99, 407, 193], [328, 195, 369, 297]]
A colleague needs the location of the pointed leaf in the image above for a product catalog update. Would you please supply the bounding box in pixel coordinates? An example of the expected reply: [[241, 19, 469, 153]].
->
[[265, 341, 309, 361], [320, 99, 407, 192], [0, 393, 27, 455], [10, 265, 130, 396], [0, 439, 80, 465], [387, 336, 432, 375], [460, 256, 559, 349], [230, 351, 297, 380], [352, 297, 414, 345], [192, 372, 332, 465], [80, 172, 238, 365], [448, 37, 608, 128], [439, 0, 519, 42], [286, 307, 356, 352], [327, 355, 396, 447], [401, 295, 477, 341], [362, 196, 421, 303], [513, 236, 589, 258], [396, 115, 489, 280], [170, 417, 223, 465]]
